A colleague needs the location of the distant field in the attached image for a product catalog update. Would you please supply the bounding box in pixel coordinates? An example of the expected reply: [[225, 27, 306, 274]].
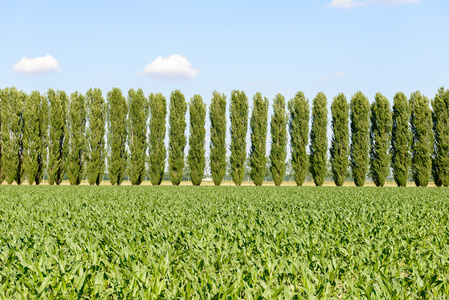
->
[[0, 186, 448, 298], [0, 179, 436, 187]]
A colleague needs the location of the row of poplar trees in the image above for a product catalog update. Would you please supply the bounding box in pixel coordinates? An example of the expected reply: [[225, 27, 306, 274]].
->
[[1, 87, 448, 187]]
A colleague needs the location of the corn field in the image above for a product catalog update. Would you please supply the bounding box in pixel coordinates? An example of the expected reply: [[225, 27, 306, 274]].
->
[[0, 186, 448, 298]]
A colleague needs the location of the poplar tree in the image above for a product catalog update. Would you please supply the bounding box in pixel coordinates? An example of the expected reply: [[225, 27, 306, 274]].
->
[[1, 87, 25, 184], [0, 88, 3, 183], [288, 91, 309, 186], [229, 90, 248, 186], [209, 91, 227, 186], [431, 87, 449, 187], [369, 93, 392, 187], [128, 88, 149, 185], [187, 94, 206, 186], [48, 89, 68, 185], [350, 91, 370, 186], [330, 93, 349, 186], [390, 92, 411, 187], [270, 93, 288, 186], [23, 91, 48, 185], [309, 92, 328, 186], [67, 92, 86, 185], [85, 88, 106, 185], [107, 88, 128, 185], [410, 91, 433, 187], [249, 92, 269, 186], [168, 90, 187, 185], [149, 93, 167, 185]]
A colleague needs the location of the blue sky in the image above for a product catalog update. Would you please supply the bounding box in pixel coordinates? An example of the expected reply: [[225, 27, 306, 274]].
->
[[1, 0, 448, 105]]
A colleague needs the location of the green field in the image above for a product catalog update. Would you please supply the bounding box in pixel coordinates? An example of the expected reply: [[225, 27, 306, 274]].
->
[[1, 186, 448, 299]]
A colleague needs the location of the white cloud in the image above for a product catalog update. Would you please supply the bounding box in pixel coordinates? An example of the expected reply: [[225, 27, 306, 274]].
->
[[327, 0, 358, 8], [137, 54, 199, 80], [333, 72, 346, 77], [12, 55, 60, 74], [327, 0, 420, 8]]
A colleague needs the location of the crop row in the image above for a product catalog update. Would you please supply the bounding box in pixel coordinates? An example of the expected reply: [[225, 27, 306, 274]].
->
[[0, 186, 448, 298]]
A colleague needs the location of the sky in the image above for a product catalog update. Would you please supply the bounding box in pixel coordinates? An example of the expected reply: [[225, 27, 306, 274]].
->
[[1, 0, 448, 104]]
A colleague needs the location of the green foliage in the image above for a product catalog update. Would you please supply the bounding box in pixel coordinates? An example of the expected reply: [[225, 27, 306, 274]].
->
[[270, 93, 288, 186], [67, 92, 86, 185], [3, 87, 447, 187], [1, 186, 449, 298], [149, 93, 167, 185], [107, 88, 128, 185], [410, 91, 433, 187], [229, 90, 248, 186], [309, 92, 328, 186], [128, 89, 149, 186], [0, 89, 2, 183], [249, 93, 269, 186], [1, 87, 25, 184], [209, 91, 227, 186], [288, 92, 309, 186], [187, 95, 206, 186], [168, 90, 187, 185], [350, 91, 370, 187], [330, 93, 349, 186], [390, 92, 411, 187], [431, 87, 449, 187], [48, 89, 68, 185], [23, 91, 48, 185], [369, 93, 392, 187], [85, 88, 106, 185]]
